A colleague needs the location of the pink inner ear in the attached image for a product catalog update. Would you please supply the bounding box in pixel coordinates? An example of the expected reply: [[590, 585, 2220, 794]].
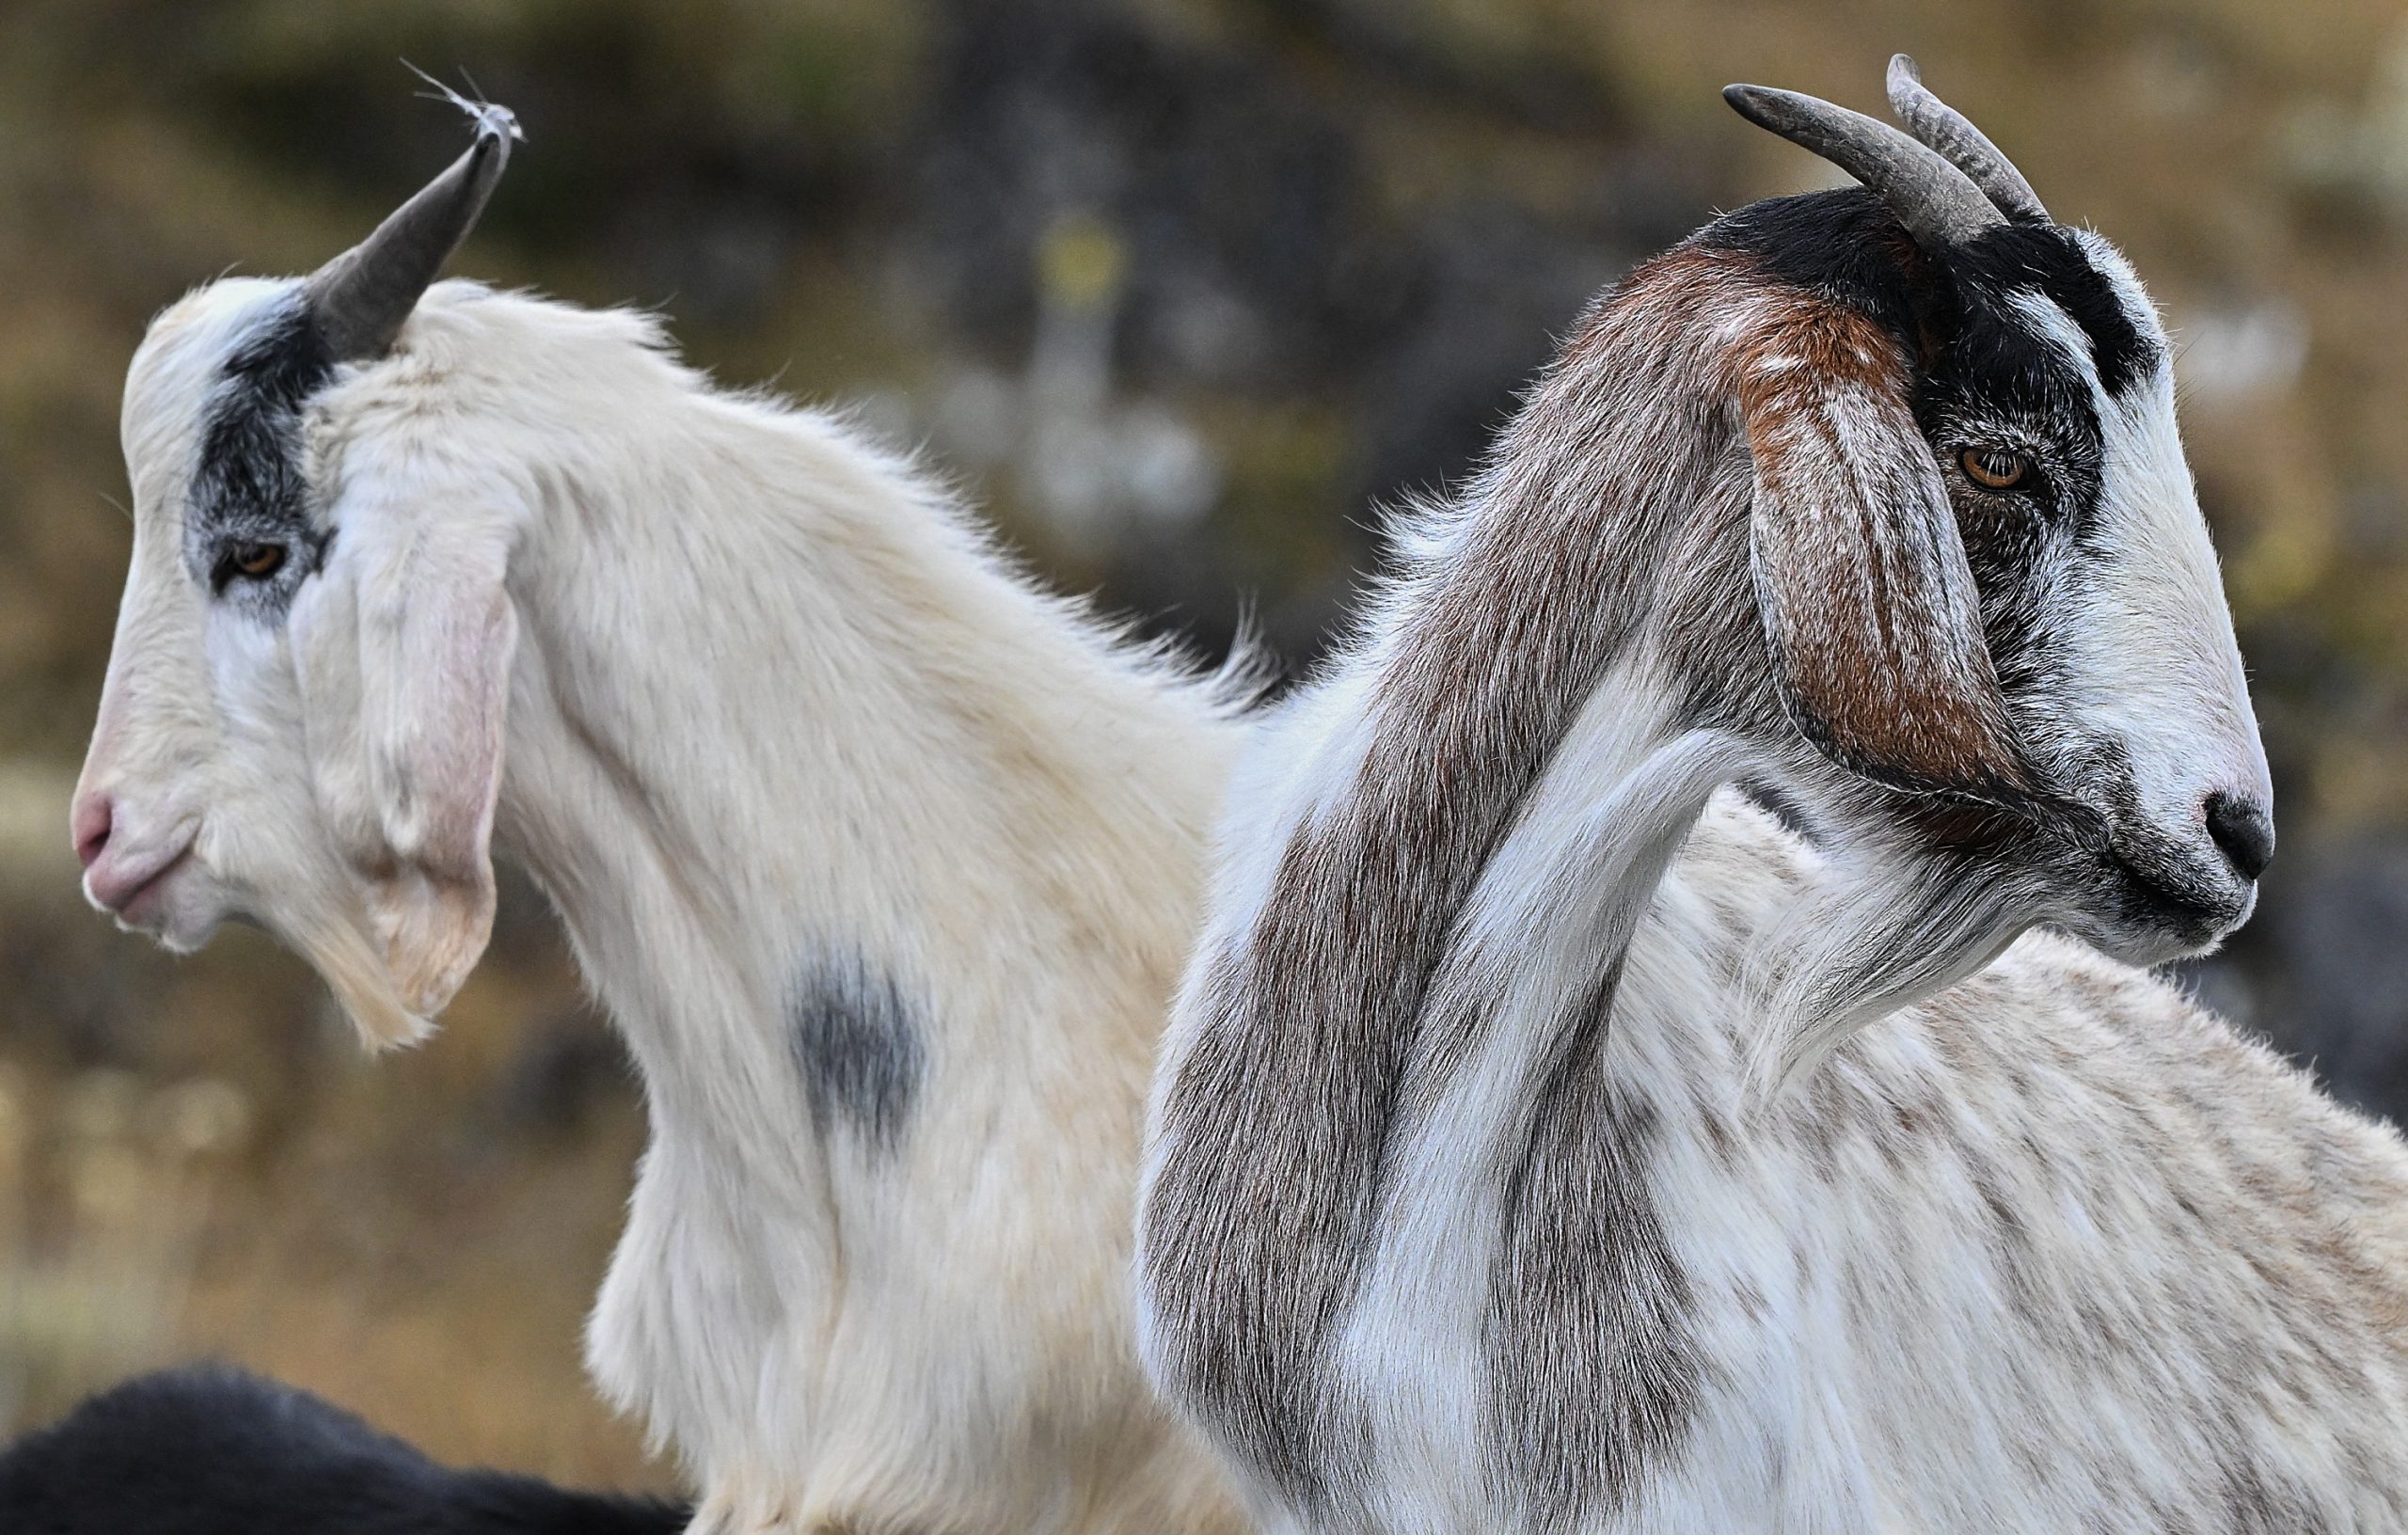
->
[[366, 538, 515, 1015], [380, 572, 515, 884], [1737, 302, 2022, 797]]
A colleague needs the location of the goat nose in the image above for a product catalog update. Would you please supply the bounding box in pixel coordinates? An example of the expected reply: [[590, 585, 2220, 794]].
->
[[71, 793, 113, 870], [2204, 791, 2274, 883]]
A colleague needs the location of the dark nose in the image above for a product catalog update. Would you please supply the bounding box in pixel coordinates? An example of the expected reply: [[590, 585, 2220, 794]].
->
[[2204, 792, 2274, 883], [71, 793, 113, 870]]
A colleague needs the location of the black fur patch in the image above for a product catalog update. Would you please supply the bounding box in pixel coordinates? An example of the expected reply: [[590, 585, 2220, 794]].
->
[[0, 1364, 688, 1535], [184, 294, 336, 619], [1698, 189, 1930, 344], [1699, 190, 2161, 401], [1950, 223, 2159, 399], [1699, 190, 2141, 761], [787, 948, 927, 1153], [1735, 774, 1822, 843]]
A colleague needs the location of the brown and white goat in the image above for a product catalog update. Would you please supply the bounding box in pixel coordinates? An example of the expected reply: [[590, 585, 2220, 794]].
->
[[72, 103, 1250, 1535], [1140, 57, 2408, 1533]]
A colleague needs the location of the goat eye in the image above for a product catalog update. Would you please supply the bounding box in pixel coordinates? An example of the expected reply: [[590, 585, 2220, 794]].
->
[[221, 542, 287, 583], [1959, 448, 2031, 491]]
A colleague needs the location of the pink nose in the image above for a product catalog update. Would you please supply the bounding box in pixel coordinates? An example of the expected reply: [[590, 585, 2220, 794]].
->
[[72, 793, 113, 870]]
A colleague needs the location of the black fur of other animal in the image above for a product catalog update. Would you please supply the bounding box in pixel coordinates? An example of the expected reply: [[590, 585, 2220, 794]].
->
[[0, 1364, 689, 1535]]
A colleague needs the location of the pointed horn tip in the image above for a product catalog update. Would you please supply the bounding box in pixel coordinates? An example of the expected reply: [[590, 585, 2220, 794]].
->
[[448, 100, 521, 158], [302, 91, 520, 364], [1720, 72, 2008, 247], [471, 102, 523, 146], [1722, 83, 1797, 125], [452, 105, 521, 188], [401, 61, 523, 146]]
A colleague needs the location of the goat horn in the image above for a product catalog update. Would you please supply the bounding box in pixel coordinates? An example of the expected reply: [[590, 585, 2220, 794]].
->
[[1723, 81, 2004, 249], [305, 98, 520, 363], [1884, 55, 2049, 225]]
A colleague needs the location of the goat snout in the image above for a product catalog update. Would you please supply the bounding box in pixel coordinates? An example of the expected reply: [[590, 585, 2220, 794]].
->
[[79, 809, 198, 918], [71, 791, 113, 869], [2204, 791, 2274, 884]]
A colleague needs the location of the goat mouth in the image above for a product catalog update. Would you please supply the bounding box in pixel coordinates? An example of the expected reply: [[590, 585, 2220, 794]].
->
[[93, 841, 196, 926], [2012, 788, 2247, 939], [2102, 846, 2243, 935]]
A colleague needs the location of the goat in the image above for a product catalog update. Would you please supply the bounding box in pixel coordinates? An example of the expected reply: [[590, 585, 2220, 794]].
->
[[1139, 56, 2408, 1533], [73, 102, 1250, 1534], [0, 1364, 688, 1535]]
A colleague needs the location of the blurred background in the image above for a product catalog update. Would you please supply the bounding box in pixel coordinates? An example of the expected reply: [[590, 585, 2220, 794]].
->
[[2, 0, 2405, 1494]]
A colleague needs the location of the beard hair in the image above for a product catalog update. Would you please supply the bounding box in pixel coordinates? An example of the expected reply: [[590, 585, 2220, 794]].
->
[[271, 866, 436, 1052], [1744, 822, 2034, 1105]]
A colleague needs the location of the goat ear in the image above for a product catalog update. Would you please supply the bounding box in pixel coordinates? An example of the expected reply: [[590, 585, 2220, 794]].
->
[[293, 502, 516, 1024], [1739, 312, 2022, 797]]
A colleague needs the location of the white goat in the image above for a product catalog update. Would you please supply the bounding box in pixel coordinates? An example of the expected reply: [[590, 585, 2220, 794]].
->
[[1140, 58, 2408, 1533], [74, 107, 1249, 1535]]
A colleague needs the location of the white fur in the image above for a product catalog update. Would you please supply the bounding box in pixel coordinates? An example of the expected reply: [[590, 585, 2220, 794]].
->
[[83, 279, 1251, 1535], [2013, 270, 2271, 868]]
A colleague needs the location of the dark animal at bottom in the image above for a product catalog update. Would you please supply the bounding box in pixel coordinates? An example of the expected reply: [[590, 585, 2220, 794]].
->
[[0, 1364, 688, 1535]]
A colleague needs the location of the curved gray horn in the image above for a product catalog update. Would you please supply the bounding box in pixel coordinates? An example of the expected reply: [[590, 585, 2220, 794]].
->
[[1724, 82, 2003, 249], [1886, 55, 2049, 225], [305, 102, 519, 362]]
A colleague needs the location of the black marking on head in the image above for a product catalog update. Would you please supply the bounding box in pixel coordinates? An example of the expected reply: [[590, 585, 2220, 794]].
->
[[184, 294, 337, 621], [1698, 190, 2170, 757], [1698, 189, 1931, 343], [1700, 190, 2162, 402], [1950, 224, 2160, 399], [786, 948, 926, 1154]]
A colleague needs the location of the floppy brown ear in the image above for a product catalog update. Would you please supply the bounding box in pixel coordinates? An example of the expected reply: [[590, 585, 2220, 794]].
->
[[293, 499, 516, 1022], [1738, 303, 2022, 797]]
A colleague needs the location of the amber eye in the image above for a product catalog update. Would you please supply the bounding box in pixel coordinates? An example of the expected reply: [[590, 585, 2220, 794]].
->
[[229, 542, 286, 580], [1959, 447, 2031, 490]]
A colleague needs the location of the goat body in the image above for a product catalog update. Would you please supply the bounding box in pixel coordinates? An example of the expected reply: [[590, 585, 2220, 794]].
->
[[1138, 80, 2408, 1535], [0, 1364, 688, 1535], [1166, 787, 2408, 1531], [89, 276, 1252, 1533], [362, 293, 1247, 1532]]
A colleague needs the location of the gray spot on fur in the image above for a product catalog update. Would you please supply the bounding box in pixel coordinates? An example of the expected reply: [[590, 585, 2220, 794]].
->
[[787, 948, 925, 1153]]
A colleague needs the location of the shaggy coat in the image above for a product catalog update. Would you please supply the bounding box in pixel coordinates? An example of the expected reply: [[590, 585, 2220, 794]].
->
[[1138, 82, 2408, 1535], [80, 265, 1250, 1531]]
